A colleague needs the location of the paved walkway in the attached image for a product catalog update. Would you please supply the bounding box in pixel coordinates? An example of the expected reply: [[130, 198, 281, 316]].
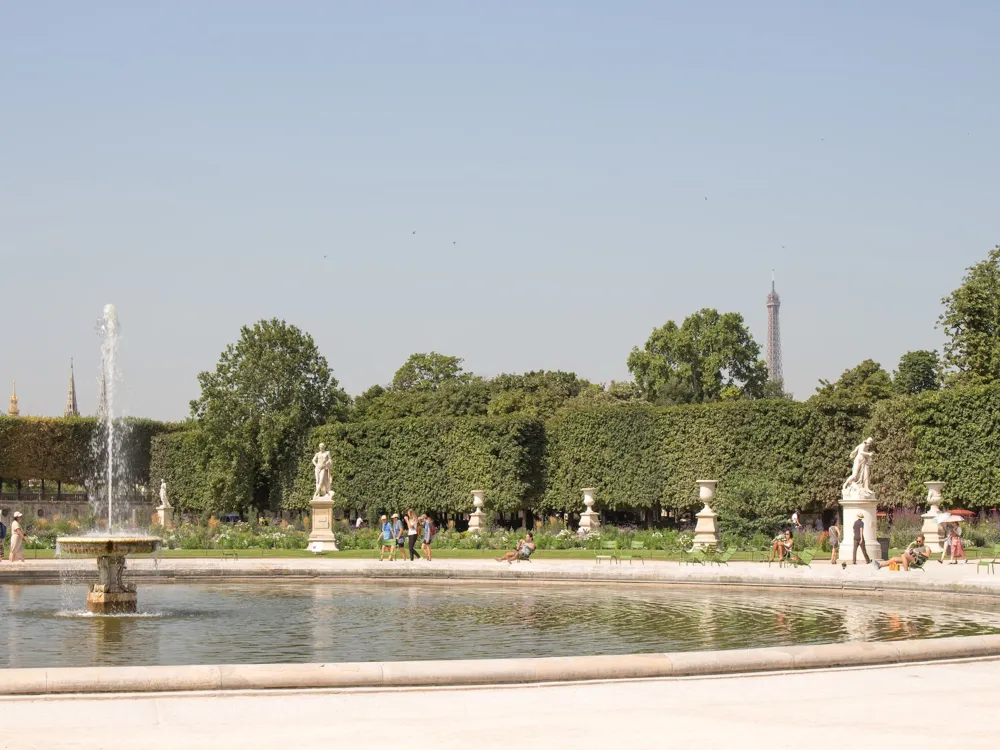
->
[[4, 658, 996, 750]]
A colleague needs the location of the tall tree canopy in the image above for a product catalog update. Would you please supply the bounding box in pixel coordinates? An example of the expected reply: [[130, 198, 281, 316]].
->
[[893, 350, 940, 395], [939, 245, 1000, 385], [813, 359, 893, 402], [191, 319, 348, 512], [627, 308, 768, 404], [391, 352, 470, 391]]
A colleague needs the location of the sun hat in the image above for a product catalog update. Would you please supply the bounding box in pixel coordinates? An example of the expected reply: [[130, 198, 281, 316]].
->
[[13, 511, 22, 518], [380, 514, 387, 521], [856, 512, 864, 519], [391, 513, 399, 518]]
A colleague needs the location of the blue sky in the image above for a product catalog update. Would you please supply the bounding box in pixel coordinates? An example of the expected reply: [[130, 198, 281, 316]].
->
[[3, 1, 998, 420]]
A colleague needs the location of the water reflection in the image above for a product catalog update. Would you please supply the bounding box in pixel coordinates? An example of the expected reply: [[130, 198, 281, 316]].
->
[[1, 582, 998, 669]]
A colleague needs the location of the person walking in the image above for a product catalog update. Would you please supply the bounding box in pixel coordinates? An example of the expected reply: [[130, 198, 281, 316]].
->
[[851, 512, 870, 565], [391, 513, 405, 562], [828, 521, 841, 565], [377, 515, 395, 561], [405, 509, 421, 561], [9, 511, 25, 563], [421, 514, 435, 561], [0, 513, 6, 560]]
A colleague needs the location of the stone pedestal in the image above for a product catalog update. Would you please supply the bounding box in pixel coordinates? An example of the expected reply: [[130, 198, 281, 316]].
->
[[840, 488, 881, 562], [155, 503, 172, 529], [468, 490, 487, 533], [920, 481, 947, 553], [579, 488, 600, 531], [307, 493, 339, 552], [692, 480, 721, 550], [87, 554, 137, 614]]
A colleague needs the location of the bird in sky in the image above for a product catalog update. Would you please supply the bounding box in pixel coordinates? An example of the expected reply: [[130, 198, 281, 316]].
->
[[412, 230, 416, 235]]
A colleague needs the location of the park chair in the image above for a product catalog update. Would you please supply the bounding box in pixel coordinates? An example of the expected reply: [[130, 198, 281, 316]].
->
[[680, 548, 707, 565], [619, 541, 646, 565], [711, 547, 737, 566], [976, 544, 1000, 574], [515, 545, 535, 563], [220, 550, 239, 561], [780, 548, 814, 568], [596, 541, 619, 564]]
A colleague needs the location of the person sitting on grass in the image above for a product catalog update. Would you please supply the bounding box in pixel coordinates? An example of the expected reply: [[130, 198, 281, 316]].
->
[[873, 535, 930, 571], [768, 529, 794, 563], [496, 533, 536, 564]]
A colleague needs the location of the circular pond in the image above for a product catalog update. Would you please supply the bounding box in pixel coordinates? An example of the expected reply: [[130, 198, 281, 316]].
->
[[2, 581, 1000, 669]]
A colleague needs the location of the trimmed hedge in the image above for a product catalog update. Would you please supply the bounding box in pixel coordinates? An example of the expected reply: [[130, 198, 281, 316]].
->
[[148, 429, 214, 513], [869, 384, 1000, 508], [284, 416, 545, 517], [542, 401, 870, 512], [0, 416, 179, 485]]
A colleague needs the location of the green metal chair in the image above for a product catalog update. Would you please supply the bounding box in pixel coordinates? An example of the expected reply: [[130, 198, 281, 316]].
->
[[619, 541, 645, 565], [596, 540, 619, 564], [780, 548, 815, 568], [680, 548, 707, 565], [976, 544, 1000, 574]]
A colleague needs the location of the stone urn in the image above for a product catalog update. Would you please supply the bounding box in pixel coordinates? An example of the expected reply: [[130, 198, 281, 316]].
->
[[579, 488, 600, 530], [920, 481, 947, 553], [468, 490, 487, 533], [691, 480, 721, 550]]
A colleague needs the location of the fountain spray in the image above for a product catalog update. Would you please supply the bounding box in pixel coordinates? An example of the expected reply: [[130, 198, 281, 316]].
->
[[98, 304, 119, 529]]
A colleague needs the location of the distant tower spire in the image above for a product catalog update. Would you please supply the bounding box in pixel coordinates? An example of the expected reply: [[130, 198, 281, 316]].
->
[[766, 271, 783, 384], [9, 381, 20, 417], [64, 359, 79, 417]]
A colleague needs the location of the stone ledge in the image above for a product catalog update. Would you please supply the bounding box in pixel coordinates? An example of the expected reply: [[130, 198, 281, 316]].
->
[[2, 635, 999, 696]]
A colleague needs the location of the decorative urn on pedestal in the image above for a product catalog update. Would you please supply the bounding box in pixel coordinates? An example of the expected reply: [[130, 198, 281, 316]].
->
[[691, 480, 721, 550]]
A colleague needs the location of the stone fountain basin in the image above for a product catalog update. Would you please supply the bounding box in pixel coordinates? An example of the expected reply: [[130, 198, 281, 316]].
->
[[57, 536, 161, 557]]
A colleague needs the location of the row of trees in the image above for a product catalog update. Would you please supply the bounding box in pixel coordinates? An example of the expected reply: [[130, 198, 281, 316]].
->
[[179, 245, 1000, 514]]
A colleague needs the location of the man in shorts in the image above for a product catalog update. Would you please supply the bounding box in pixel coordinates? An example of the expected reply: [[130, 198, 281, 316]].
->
[[873, 535, 930, 571]]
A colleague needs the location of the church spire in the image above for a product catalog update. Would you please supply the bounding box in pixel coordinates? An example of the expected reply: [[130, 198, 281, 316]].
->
[[64, 360, 79, 417], [9, 381, 20, 417]]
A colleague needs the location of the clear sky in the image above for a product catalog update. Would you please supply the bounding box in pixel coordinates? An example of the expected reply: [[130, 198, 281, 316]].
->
[[3, 1, 998, 421]]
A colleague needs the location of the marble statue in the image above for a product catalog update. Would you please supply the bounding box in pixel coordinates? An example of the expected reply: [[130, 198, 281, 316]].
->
[[312, 443, 332, 497], [158, 480, 171, 508], [842, 437, 874, 494]]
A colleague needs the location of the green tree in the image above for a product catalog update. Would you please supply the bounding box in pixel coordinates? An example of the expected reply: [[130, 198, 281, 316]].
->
[[813, 359, 893, 402], [191, 319, 349, 513], [893, 350, 940, 395], [487, 371, 595, 418], [392, 352, 470, 391], [626, 309, 768, 404], [939, 245, 1000, 384]]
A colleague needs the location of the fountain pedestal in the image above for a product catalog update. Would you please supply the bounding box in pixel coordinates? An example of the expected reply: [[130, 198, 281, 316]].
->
[[57, 536, 160, 615], [88, 555, 137, 614]]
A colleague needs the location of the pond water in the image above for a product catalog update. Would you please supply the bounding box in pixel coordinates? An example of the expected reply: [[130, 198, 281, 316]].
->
[[1, 582, 999, 669]]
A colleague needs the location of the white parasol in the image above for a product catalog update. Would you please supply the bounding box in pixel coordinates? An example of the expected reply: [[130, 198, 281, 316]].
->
[[933, 513, 964, 524]]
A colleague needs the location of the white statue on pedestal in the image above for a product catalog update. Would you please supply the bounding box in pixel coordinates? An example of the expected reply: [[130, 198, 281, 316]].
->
[[158, 480, 171, 509], [842, 437, 874, 497], [312, 443, 332, 498]]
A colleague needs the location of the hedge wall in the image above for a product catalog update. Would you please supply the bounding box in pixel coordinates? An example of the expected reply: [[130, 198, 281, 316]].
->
[[869, 384, 1000, 508], [0, 416, 179, 485], [148, 429, 214, 513], [283, 416, 545, 517], [543, 401, 870, 512]]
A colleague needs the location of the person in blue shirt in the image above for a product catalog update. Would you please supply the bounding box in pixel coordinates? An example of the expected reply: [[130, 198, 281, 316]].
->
[[391, 513, 404, 561], [378, 515, 395, 562], [421, 514, 435, 562]]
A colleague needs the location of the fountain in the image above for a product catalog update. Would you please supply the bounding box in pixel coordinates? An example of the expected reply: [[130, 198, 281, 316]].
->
[[57, 304, 161, 614]]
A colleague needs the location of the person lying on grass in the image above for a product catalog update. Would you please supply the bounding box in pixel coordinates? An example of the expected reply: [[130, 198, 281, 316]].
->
[[495, 533, 535, 564], [873, 535, 930, 571]]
